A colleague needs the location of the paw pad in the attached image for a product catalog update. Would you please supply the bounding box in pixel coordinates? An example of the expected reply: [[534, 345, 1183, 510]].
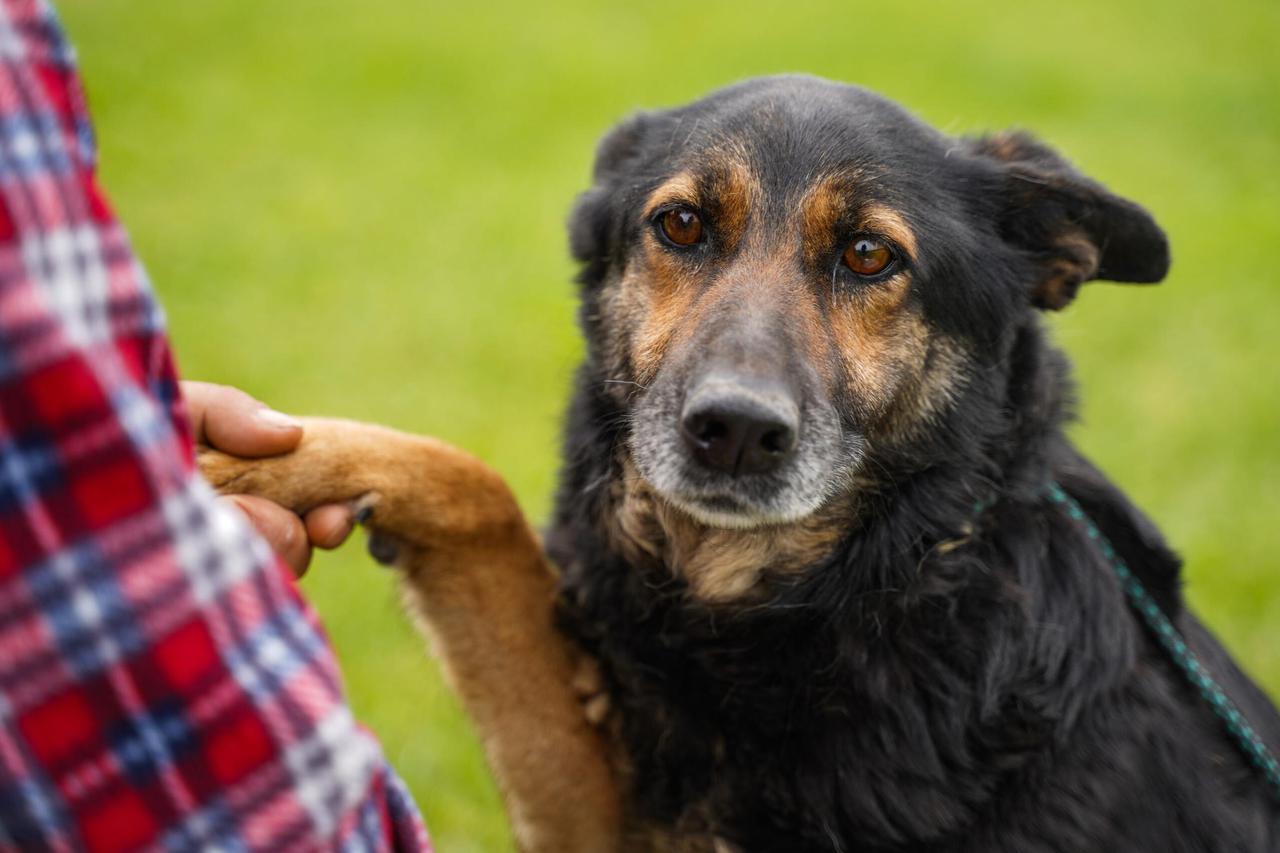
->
[[366, 531, 400, 566]]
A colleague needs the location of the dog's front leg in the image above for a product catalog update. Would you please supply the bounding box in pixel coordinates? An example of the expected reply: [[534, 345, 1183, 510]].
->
[[199, 418, 621, 853]]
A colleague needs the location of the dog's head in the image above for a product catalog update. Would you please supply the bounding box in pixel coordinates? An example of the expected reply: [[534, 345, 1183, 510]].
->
[[570, 76, 1168, 530]]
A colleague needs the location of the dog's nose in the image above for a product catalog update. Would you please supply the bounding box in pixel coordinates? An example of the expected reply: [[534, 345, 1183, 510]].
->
[[680, 383, 798, 477]]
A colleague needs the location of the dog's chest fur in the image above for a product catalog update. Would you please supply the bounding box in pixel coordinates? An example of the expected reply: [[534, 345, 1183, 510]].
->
[[564, 504, 1048, 849]]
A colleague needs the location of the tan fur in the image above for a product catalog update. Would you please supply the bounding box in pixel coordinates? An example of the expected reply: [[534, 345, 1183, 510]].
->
[[859, 202, 919, 260], [199, 420, 621, 853], [643, 172, 701, 219], [1035, 229, 1101, 310], [624, 163, 760, 387], [642, 160, 756, 254], [829, 293, 969, 445], [797, 179, 917, 265], [883, 334, 969, 438], [798, 178, 847, 267], [795, 181, 949, 436], [981, 131, 1026, 163], [703, 155, 757, 256], [827, 273, 926, 418], [622, 253, 705, 389], [609, 459, 857, 602]]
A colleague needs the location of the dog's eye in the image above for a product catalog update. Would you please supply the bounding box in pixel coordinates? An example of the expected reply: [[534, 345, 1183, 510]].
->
[[658, 207, 704, 247], [843, 237, 895, 277]]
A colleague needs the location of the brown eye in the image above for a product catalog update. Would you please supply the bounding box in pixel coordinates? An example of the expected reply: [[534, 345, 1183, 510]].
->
[[658, 207, 704, 247], [843, 237, 895, 277]]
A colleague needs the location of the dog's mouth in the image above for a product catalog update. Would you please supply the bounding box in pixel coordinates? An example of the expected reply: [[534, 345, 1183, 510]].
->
[[651, 464, 852, 529], [630, 423, 862, 531], [667, 490, 783, 529]]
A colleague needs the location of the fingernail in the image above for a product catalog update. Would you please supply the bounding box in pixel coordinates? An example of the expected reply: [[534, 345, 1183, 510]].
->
[[256, 408, 302, 430]]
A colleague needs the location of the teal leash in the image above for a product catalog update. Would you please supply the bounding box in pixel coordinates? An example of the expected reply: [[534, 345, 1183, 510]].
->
[[1042, 482, 1280, 801]]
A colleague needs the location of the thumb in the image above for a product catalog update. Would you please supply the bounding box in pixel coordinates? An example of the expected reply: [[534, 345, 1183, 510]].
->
[[183, 381, 303, 457]]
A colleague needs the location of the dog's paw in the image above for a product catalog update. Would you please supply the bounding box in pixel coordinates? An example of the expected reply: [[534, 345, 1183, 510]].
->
[[352, 495, 417, 569], [198, 447, 286, 503], [198, 431, 367, 516]]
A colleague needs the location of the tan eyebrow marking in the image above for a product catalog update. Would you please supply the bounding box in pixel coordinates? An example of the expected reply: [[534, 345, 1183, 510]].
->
[[798, 173, 919, 266], [705, 156, 756, 254], [644, 172, 700, 218], [644, 158, 758, 256], [798, 178, 849, 266], [858, 203, 918, 260]]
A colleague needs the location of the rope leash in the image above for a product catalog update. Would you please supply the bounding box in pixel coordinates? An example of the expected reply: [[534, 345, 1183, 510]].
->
[[1043, 482, 1280, 801]]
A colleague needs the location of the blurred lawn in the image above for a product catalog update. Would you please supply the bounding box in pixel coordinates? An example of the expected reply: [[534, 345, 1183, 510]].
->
[[58, 0, 1278, 848]]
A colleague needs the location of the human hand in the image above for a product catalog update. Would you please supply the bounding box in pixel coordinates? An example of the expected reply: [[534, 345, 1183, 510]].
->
[[182, 381, 355, 577]]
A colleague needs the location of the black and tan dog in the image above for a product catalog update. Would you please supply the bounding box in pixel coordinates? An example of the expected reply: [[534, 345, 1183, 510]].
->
[[201, 76, 1280, 851]]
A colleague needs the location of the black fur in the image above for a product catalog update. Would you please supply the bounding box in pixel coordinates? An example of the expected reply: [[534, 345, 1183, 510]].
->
[[547, 76, 1280, 851]]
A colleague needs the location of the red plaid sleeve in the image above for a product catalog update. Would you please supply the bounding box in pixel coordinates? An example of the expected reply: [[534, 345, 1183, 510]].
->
[[0, 2, 432, 850]]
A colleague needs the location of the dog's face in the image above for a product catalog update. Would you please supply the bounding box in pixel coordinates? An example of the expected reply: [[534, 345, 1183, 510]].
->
[[571, 76, 1168, 530]]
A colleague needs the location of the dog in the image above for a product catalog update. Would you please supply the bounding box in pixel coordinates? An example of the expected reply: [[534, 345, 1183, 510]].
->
[[201, 75, 1280, 851]]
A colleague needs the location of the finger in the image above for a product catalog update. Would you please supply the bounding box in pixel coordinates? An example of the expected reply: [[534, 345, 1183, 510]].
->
[[226, 494, 312, 578], [304, 504, 356, 550], [182, 380, 303, 457]]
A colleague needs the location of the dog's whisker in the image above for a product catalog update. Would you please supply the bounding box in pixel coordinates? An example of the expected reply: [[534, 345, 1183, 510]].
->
[[601, 378, 649, 390]]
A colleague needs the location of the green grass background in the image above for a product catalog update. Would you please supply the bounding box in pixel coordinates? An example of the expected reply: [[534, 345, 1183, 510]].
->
[[57, 1, 1278, 848]]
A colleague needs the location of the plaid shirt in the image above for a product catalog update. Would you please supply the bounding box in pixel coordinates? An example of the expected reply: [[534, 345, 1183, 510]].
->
[[0, 1, 432, 850]]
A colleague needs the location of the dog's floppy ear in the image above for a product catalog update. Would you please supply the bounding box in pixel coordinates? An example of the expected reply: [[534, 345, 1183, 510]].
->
[[969, 132, 1170, 310], [569, 112, 652, 286]]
